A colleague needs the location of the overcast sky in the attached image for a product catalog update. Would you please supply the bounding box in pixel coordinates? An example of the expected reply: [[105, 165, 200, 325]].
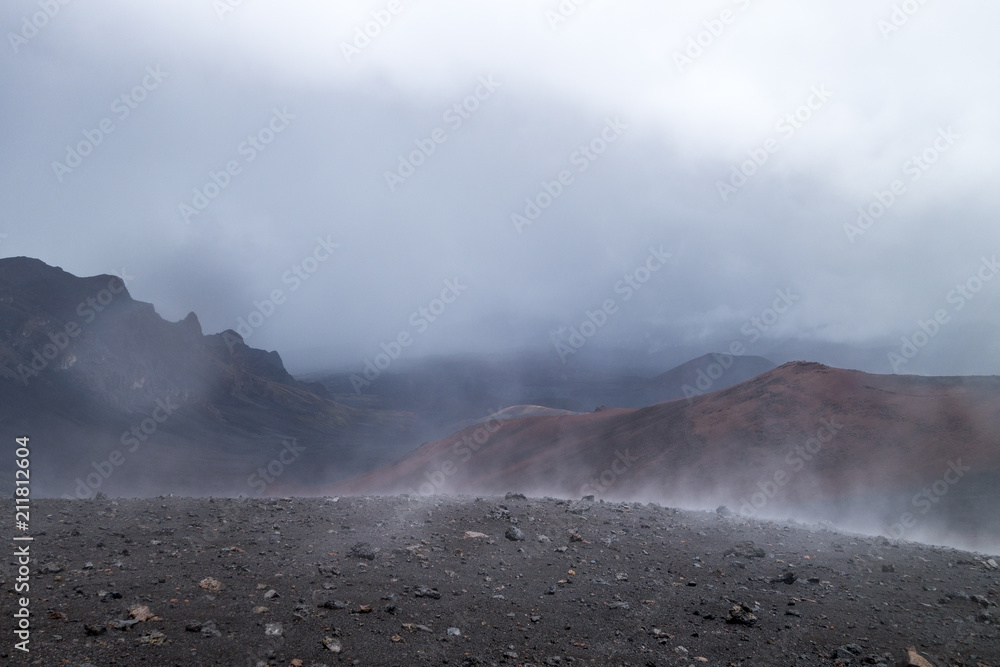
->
[[2, 0, 998, 376]]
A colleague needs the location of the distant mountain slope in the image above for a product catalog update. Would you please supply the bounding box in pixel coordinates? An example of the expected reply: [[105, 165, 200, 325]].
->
[[647, 352, 776, 402], [315, 351, 776, 426], [309, 361, 1000, 550], [439, 404, 584, 435], [0, 257, 417, 498]]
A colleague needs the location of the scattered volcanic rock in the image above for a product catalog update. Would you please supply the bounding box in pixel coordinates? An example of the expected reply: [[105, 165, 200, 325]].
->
[[349, 542, 378, 560], [726, 602, 758, 626], [7, 495, 998, 665], [898, 647, 936, 667], [463, 530, 489, 539], [414, 585, 442, 600], [185, 620, 222, 637], [198, 577, 223, 591], [504, 526, 525, 541], [725, 540, 767, 559]]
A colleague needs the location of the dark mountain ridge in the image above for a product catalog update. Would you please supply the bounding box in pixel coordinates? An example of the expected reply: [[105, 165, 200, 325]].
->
[[0, 257, 416, 498]]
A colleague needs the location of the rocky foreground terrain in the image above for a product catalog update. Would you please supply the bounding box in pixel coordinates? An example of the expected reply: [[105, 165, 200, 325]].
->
[[3, 495, 999, 666]]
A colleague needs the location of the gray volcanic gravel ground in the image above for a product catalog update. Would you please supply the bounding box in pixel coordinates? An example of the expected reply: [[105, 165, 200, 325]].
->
[[3, 495, 1000, 666]]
